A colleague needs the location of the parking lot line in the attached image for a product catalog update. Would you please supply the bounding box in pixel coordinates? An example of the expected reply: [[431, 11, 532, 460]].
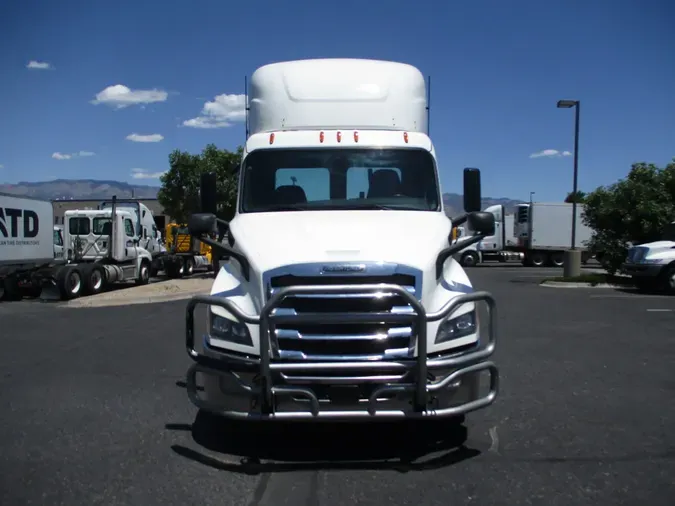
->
[[646, 308, 673, 312]]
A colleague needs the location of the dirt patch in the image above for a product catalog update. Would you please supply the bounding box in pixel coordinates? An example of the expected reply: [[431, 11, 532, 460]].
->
[[64, 276, 215, 308]]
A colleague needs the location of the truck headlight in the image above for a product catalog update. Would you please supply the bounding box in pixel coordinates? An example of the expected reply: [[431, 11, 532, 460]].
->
[[435, 310, 477, 344], [209, 310, 252, 346], [641, 258, 664, 265]]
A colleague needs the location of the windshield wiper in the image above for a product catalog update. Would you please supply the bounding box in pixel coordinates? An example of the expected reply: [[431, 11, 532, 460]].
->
[[258, 204, 308, 212], [353, 203, 425, 211]]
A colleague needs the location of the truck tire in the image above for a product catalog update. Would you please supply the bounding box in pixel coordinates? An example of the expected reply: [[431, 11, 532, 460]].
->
[[57, 266, 83, 300], [527, 251, 546, 267], [550, 252, 564, 267], [184, 257, 195, 276], [0, 276, 21, 301], [84, 265, 106, 295], [460, 251, 479, 267], [136, 260, 151, 286]]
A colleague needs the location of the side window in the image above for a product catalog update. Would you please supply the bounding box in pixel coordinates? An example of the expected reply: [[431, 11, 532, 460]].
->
[[124, 219, 135, 237], [53, 229, 63, 246], [69, 217, 90, 235], [143, 227, 148, 239], [152, 224, 158, 238], [92, 217, 112, 235], [274, 168, 330, 202]]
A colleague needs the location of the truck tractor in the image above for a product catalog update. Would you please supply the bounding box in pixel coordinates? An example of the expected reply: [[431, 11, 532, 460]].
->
[[163, 222, 213, 278], [182, 58, 500, 425]]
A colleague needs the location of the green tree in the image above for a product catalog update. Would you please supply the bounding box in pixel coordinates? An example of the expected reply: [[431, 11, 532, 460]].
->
[[582, 159, 675, 273], [565, 190, 587, 203], [158, 144, 242, 223]]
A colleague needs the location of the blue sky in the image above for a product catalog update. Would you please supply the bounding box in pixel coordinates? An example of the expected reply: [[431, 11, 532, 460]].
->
[[0, 0, 673, 201]]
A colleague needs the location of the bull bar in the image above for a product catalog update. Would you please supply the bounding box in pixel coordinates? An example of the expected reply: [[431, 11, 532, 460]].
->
[[184, 283, 499, 420]]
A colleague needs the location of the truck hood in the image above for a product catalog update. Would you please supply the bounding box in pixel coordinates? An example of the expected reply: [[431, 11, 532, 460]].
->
[[229, 210, 452, 273]]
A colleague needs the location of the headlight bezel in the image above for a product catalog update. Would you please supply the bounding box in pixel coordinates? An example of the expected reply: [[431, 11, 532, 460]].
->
[[434, 309, 478, 344], [208, 308, 253, 347]]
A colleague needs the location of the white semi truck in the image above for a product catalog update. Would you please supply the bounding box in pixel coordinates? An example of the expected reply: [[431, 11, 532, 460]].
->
[[99, 199, 166, 276], [453, 204, 523, 267], [183, 58, 500, 425]]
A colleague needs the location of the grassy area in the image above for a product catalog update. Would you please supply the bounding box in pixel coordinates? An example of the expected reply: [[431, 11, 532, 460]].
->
[[542, 273, 634, 286]]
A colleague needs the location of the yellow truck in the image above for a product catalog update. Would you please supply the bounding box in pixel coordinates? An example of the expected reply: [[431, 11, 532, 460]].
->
[[163, 222, 213, 278]]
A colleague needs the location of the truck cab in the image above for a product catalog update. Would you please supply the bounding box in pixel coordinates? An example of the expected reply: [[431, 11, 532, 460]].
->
[[99, 200, 162, 256], [184, 58, 499, 423]]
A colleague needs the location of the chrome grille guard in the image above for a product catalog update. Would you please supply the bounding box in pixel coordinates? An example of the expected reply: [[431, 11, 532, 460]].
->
[[184, 284, 499, 420]]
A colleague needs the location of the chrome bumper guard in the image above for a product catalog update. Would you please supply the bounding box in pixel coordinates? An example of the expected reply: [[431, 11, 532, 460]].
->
[[184, 284, 499, 420]]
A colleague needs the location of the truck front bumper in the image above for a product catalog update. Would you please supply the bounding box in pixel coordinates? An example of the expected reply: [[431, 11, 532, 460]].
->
[[184, 285, 499, 421]]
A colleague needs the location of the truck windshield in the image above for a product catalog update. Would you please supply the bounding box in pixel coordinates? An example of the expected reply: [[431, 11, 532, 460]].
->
[[240, 148, 440, 213]]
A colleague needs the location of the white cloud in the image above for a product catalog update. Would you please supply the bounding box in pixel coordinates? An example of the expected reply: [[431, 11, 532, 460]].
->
[[126, 133, 164, 143], [91, 84, 168, 109], [529, 149, 572, 159], [131, 168, 166, 180], [26, 60, 53, 70], [183, 93, 246, 129], [0, 164, 4, 169], [52, 151, 95, 160]]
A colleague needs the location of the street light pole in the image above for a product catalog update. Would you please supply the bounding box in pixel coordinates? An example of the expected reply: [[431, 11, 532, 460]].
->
[[529, 191, 535, 205], [557, 99, 581, 276]]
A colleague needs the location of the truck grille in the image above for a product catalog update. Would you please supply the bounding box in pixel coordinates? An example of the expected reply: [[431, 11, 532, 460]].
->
[[266, 268, 421, 361]]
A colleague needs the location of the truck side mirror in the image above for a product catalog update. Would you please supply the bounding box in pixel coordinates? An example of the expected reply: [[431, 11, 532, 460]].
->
[[463, 167, 482, 213], [200, 172, 218, 215], [188, 213, 217, 236], [467, 211, 495, 236]]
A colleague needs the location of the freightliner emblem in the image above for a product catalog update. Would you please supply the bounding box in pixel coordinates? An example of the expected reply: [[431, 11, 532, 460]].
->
[[321, 264, 366, 273]]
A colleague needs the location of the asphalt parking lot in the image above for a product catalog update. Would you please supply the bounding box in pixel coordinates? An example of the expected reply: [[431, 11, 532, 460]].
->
[[1, 265, 673, 505]]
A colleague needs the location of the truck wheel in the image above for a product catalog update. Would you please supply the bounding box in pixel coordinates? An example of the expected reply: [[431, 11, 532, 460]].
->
[[184, 257, 195, 276], [527, 252, 546, 267], [0, 277, 21, 301], [84, 265, 106, 295], [57, 266, 83, 300], [550, 252, 564, 267], [460, 251, 479, 267], [136, 261, 151, 286]]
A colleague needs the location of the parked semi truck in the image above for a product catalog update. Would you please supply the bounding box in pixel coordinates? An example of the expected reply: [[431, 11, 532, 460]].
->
[[453, 205, 523, 267], [182, 58, 500, 426], [99, 199, 165, 275], [163, 222, 212, 278], [514, 202, 593, 266]]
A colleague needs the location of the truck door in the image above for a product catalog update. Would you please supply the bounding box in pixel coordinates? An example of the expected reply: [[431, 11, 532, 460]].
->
[[123, 217, 139, 260], [53, 228, 64, 259]]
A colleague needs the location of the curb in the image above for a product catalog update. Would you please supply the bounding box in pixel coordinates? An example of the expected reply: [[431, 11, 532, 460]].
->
[[540, 281, 629, 289], [63, 289, 209, 308]]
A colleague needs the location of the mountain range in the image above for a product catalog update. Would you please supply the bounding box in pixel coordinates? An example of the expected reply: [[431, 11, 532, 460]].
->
[[0, 179, 525, 215]]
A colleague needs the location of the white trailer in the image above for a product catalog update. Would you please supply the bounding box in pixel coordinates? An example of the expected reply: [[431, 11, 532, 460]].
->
[[181, 58, 501, 427], [0, 193, 61, 299], [519, 202, 593, 267]]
